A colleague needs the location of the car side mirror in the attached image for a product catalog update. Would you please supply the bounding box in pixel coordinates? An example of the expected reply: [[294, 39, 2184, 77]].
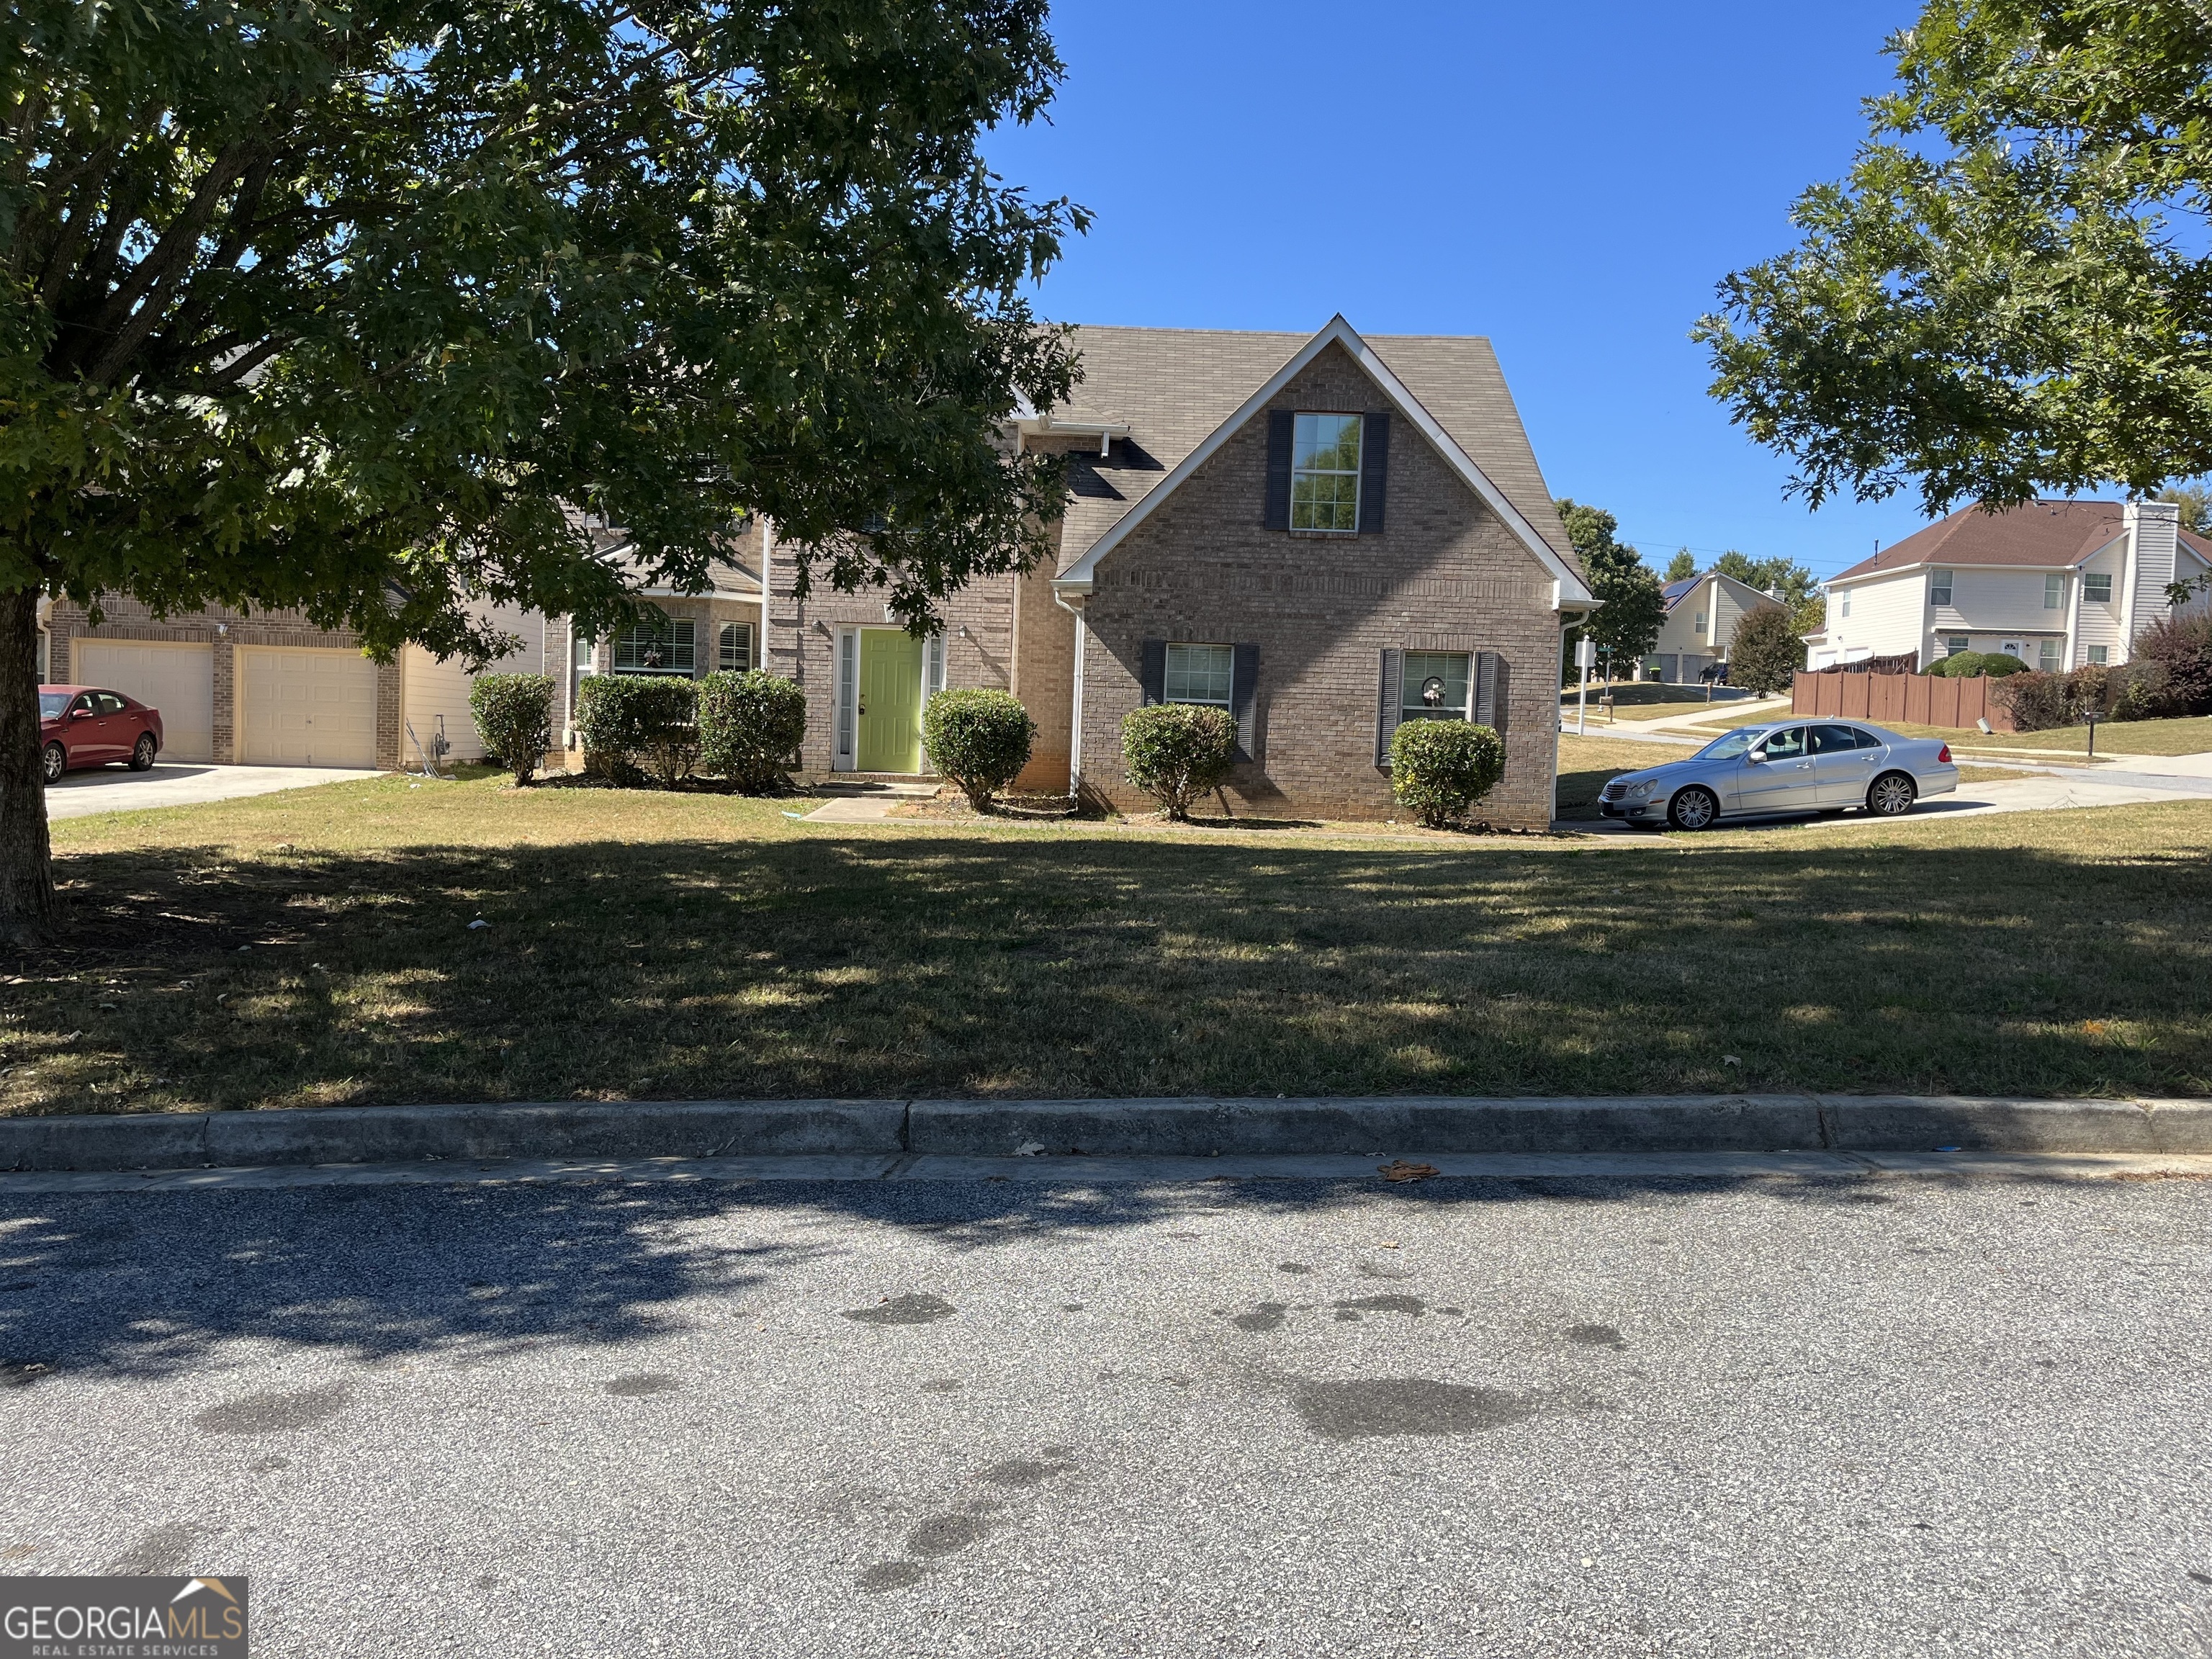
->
[[70, 708, 92, 720], [1745, 750, 1765, 764]]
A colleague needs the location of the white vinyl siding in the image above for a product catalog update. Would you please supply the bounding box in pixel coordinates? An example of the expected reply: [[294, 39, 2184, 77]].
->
[[403, 603, 545, 763], [1824, 569, 1927, 663]]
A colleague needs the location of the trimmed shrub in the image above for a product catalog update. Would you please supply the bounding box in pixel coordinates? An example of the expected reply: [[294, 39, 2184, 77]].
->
[[1928, 650, 2026, 678], [1389, 718, 1506, 828], [1120, 703, 1236, 821], [2131, 612, 2212, 714], [922, 688, 1035, 809], [576, 675, 698, 788], [1726, 606, 1804, 694], [468, 673, 554, 786], [697, 670, 807, 792]]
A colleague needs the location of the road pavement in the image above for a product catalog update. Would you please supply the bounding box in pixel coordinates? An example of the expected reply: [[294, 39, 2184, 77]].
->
[[1, 1165, 2208, 1656]]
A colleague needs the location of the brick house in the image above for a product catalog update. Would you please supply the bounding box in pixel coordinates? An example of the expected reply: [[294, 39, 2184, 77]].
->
[[775, 317, 1593, 828]]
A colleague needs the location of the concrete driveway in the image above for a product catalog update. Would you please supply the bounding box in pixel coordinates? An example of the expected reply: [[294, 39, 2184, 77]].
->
[[44, 762, 373, 822]]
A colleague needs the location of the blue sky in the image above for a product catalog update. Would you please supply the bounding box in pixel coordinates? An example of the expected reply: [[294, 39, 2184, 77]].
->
[[986, 1, 1931, 581]]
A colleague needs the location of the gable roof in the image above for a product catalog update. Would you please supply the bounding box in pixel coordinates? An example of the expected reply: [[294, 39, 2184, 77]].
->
[[1831, 500, 2212, 583], [1047, 318, 1593, 606], [1660, 569, 1785, 613]]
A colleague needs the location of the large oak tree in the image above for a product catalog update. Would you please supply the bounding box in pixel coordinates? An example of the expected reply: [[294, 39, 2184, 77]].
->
[[1, 0, 1084, 940], [1697, 2, 2212, 523]]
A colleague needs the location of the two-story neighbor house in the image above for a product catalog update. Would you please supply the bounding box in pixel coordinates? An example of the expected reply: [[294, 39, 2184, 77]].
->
[[1641, 569, 1784, 685], [768, 317, 1593, 827], [1807, 500, 2212, 673], [45, 318, 1591, 827]]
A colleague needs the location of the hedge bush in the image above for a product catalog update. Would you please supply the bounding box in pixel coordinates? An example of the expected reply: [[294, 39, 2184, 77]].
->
[[576, 675, 698, 787], [1928, 649, 2024, 678], [2132, 612, 2212, 714], [1992, 661, 2169, 731], [922, 688, 1034, 809], [1388, 718, 1506, 828], [697, 670, 807, 792], [467, 673, 554, 786], [1726, 606, 1804, 694], [1121, 703, 1236, 821]]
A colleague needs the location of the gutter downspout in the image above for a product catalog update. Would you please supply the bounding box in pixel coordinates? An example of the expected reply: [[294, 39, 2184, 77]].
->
[[1053, 588, 1085, 796], [2063, 562, 2083, 671]]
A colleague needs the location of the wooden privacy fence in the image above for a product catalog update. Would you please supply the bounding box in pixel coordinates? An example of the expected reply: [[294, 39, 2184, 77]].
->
[[1791, 670, 2017, 732]]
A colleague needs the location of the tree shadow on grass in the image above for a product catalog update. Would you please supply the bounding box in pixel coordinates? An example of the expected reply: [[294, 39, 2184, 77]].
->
[[3, 827, 2208, 1112]]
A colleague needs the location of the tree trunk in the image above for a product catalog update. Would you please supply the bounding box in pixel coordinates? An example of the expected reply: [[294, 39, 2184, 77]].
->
[[0, 590, 56, 945]]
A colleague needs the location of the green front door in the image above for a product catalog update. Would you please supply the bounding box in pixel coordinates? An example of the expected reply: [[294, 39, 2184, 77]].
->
[[857, 628, 924, 773]]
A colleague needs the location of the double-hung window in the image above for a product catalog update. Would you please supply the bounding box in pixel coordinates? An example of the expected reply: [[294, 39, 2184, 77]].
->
[[2038, 639, 2060, 671], [1930, 570, 1954, 606], [1290, 414, 1362, 533], [613, 611, 695, 675], [718, 621, 754, 673], [1840, 589, 1853, 619], [1163, 643, 1235, 709], [2044, 573, 2064, 610], [2086, 644, 2110, 665], [2083, 572, 2113, 603], [1944, 635, 1971, 656], [1401, 652, 1472, 722]]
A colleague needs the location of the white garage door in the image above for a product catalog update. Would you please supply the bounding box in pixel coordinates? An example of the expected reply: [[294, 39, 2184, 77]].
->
[[74, 640, 215, 763], [238, 648, 378, 767]]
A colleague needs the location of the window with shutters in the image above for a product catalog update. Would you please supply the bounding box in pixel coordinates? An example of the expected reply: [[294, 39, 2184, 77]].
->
[[1164, 643, 1235, 709], [718, 621, 753, 673], [1401, 652, 1472, 721], [1290, 413, 1362, 533], [613, 611, 694, 675]]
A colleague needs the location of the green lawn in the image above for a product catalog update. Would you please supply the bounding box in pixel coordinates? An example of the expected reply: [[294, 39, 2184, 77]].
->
[[5, 772, 2208, 1111], [1554, 734, 1698, 819]]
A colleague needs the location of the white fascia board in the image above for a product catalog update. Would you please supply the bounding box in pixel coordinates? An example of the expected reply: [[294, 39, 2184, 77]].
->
[[1051, 315, 1596, 608]]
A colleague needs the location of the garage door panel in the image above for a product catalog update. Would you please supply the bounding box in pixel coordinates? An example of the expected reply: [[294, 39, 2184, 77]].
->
[[239, 648, 378, 767], [73, 642, 215, 763]]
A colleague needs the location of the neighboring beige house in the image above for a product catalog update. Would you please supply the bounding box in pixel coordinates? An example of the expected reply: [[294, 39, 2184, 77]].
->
[[43, 317, 1593, 827], [1806, 500, 2212, 672], [1641, 569, 1783, 685]]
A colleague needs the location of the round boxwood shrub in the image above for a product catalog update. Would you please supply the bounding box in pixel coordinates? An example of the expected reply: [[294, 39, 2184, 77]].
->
[[468, 673, 554, 786], [697, 670, 808, 792], [923, 688, 1035, 809], [1388, 718, 1506, 828], [576, 675, 698, 788], [1120, 703, 1236, 821]]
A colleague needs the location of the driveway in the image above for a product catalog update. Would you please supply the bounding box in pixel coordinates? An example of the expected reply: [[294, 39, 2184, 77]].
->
[[1, 1164, 2206, 1657], [44, 763, 373, 822]]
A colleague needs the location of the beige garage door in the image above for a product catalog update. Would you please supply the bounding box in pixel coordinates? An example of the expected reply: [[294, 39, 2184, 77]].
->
[[238, 647, 378, 767], [74, 640, 216, 763]]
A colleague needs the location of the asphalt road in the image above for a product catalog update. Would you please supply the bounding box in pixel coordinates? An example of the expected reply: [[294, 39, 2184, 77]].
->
[[2, 1166, 2209, 1657]]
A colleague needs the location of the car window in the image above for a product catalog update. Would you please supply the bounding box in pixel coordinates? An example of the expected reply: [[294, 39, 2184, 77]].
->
[[1846, 727, 1882, 749], [1809, 724, 1861, 755], [94, 692, 128, 716], [68, 695, 94, 716], [1696, 729, 1760, 761], [1758, 726, 1807, 760], [37, 693, 68, 719]]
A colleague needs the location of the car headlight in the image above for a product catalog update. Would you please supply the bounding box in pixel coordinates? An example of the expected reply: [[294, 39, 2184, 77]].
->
[[1624, 780, 1660, 801]]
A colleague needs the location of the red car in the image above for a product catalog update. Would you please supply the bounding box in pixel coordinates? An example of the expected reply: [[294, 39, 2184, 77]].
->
[[38, 684, 166, 783]]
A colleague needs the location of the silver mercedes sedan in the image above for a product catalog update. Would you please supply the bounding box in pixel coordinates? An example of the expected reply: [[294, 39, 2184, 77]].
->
[[1595, 719, 1960, 831]]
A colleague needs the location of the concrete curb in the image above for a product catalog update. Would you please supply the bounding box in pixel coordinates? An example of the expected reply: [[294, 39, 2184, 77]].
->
[[1, 1093, 2208, 1174]]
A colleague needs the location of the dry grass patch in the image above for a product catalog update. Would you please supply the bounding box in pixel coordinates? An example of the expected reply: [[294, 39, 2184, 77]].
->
[[4, 774, 2207, 1112]]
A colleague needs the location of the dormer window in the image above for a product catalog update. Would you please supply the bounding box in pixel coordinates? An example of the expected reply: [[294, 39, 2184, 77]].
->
[[1290, 414, 1362, 533]]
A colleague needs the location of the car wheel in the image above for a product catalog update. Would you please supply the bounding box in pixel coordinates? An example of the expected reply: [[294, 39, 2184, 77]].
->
[[1667, 786, 1719, 831], [1866, 772, 1918, 817], [40, 742, 66, 786], [129, 733, 157, 771]]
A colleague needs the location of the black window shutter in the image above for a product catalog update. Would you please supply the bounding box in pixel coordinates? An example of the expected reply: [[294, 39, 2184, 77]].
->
[[1231, 642, 1260, 761], [1376, 647, 1403, 767], [1359, 413, 1390, 534], [1140, 638, 1166, 705], [1474, 650, 1508, 734], [1264, 410, 1293, 530]]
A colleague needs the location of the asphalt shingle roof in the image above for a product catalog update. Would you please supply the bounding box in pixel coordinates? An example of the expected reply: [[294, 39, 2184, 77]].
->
[[1049, 325, 1578, 580], [1831, 500, 2212, 583]]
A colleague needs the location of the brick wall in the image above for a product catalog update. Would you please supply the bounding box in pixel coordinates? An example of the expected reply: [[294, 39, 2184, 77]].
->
[[1072, 343, 1564, 828]]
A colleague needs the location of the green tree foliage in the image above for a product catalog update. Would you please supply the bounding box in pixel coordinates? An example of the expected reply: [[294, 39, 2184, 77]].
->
[[696, 670, 807, 793], [1697, 1, 2212, 518], [467, 673, 555, 786], [922, 687, 1035, 809], [1387, 719, 1505, 829], [1556, 499, 1665, 678], [2156, 482, 2212, 537], [1120, 703, 1236, 822], [1664, 549, 1699, 583], [1727, 606, 1806, 695], [0, 0, 1084, 938]]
